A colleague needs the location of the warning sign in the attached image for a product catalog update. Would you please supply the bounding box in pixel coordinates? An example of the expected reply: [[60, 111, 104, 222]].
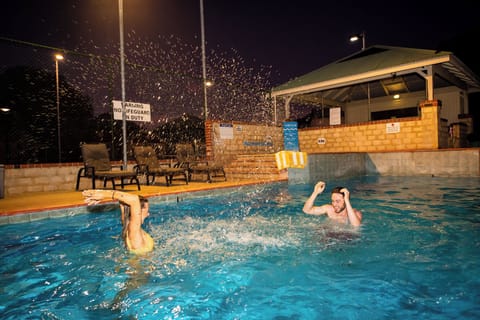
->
[[113, 100, 151, 122]]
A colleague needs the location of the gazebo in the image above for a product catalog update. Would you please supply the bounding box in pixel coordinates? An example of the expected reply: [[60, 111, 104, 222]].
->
[[270, 45, 480, 129]]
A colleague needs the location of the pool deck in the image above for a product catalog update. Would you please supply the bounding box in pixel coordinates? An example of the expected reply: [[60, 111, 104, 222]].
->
[[0, 177, 287, 216]]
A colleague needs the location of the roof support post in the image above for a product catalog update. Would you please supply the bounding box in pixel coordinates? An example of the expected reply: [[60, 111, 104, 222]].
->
[[273, 96, 277, 125], [285, 95, 293, 120], [424, 66, 434, 100]]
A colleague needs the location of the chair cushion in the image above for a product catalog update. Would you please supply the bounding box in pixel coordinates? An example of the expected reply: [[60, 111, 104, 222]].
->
[[81, 144, 112, 171], [134, 146, 162, 170], [96, 170, 137, 178]]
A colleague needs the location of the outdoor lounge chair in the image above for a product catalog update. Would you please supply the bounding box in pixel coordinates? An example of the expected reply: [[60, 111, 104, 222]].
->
[[75, 143, 140, 190], [175, 143, 226, 183], [133, 146, 188, 186]]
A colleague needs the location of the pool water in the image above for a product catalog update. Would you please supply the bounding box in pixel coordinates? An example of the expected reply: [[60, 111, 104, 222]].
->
[[1, 176, 479, 319]]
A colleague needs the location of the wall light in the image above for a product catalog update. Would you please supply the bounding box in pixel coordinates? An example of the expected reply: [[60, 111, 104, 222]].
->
[[393, 94, 400, 100]]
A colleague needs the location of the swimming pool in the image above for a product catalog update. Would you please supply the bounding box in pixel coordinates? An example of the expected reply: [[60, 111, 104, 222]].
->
[[1, 176, 479, 319]]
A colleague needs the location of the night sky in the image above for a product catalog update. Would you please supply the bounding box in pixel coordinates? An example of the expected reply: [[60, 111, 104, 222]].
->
[[2, 0, 480, 86]]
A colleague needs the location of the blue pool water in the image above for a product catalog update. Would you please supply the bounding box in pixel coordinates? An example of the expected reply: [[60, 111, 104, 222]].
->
[[1, 176, 479, 319]]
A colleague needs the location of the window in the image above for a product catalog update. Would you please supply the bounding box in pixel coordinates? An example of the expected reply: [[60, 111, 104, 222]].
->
[[371, 107, 418, 120]]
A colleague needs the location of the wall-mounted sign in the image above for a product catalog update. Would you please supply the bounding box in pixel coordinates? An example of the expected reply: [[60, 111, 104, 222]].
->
[[317, 137, 326, 145], [219, 123, 234, 139], [113, 100, 151, 122], [386, 122, 400, 134], [330, 107, 341, 125]]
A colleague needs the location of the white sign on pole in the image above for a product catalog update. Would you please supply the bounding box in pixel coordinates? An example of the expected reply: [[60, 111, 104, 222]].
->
[[112, 100, 151, 122]]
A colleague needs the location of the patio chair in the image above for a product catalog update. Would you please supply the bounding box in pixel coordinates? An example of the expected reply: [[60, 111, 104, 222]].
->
[[133, 146, 188, 186], [175, 143, 226, 183], [75, 143, 140, 190]]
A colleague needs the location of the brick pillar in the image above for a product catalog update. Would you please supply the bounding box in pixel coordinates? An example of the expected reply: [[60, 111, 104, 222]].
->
[[205, 120, 213, 160], [419, 99, 441, 109], [419, 99, 442, 149]]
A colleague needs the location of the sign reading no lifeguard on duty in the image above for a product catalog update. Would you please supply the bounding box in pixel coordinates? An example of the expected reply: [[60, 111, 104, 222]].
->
[[112, 100, 151, 122]]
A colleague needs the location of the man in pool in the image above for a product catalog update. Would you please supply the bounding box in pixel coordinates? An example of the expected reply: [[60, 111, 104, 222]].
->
[[82, 189, 154, 254], [303, 181, 362, 226]]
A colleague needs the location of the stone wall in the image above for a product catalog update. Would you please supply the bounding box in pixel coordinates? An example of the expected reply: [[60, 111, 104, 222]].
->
[[288, 153, 367, 184], [4, 164, 82, 196], [289, 149, 480, 185], [365, 150, 480, 176], [2, 161, 134, 197]]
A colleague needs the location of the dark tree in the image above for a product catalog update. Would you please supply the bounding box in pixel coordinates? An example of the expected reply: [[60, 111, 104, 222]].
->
[[0, 66, 96, 163]]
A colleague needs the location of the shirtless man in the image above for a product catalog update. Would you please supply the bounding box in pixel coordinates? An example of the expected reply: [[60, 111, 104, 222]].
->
[[303, 181, 362, 226]]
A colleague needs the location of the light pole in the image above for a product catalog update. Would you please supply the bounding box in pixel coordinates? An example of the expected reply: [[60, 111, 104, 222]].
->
[[1, 107, 11, 164], [348, 32, 369, 119], [118, 0, 127, 169], [200, 0, 208, 121], [55, 53, 64, 163], [349, 31, 366, 50]]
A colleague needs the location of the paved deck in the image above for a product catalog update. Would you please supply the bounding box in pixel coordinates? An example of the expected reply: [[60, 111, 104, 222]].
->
[[0, 178, 287, 216]]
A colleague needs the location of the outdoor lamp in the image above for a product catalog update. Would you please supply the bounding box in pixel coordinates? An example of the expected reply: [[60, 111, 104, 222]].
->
[[54, 53, 64, 163], [349, 31, 366, 50]]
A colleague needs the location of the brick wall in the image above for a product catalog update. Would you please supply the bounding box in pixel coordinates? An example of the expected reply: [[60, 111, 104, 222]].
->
[[205, 120, 284, 164], [298, 101, 442, 153]]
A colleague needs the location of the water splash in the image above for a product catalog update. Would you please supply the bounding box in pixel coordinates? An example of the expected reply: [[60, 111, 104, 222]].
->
[[64, 32, 274, 124], [1, 30, 274, 162]]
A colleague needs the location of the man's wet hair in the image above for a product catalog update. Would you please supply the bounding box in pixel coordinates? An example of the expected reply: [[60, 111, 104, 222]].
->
[[331, 186, 345, 196]]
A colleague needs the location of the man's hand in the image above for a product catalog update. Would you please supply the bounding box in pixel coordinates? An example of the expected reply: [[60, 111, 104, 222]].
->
[[314, 181, 326, 194]]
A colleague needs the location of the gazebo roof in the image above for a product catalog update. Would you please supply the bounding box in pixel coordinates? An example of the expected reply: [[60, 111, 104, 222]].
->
[[271, 45, 480, 104]]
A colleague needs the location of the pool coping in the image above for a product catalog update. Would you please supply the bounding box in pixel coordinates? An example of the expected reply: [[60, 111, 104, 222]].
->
[[0, 179, 288, 225]]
